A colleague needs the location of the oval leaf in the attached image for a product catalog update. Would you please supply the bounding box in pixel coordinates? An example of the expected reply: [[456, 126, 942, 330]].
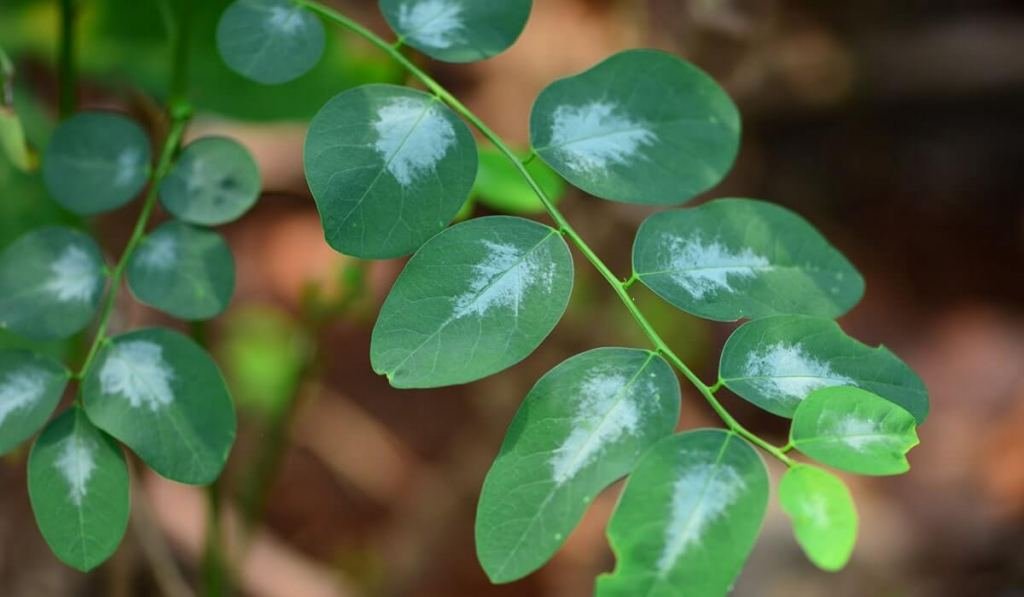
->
[[83, 328, 237, 484], [304, 84, 479, 258], [598, 429, 768, 597], [42, 112, 151, 214], [126, 221, 236, 320], [28, 406, 129, 572], [371, 216, 573, 388], [791, 386, 919, 476], [473, 144, 565, 215], [779, 464, 858, 571], [380, 0, 531, 63], [633, 198, 864, 321], [476, 348, 680, 582], [719, 315, 929, 421], [0, 226, 106, 340], [159, 136, 262, 226], [530, 49, 740, 205], [216, 0, 326, 85], [0, 350, 68, 454]]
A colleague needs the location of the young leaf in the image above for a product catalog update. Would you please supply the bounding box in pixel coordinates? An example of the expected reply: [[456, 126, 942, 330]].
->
[[790, 386, 920, 476], [778, 464, 858, 571], [598, 429, 768, 597], [304, 84, 479, 258], [371, 216, 573, 388], [159, 136, 261, 226], [476, 348, 680, 583], [41, 112, 151, 214], [27, 406, 130, 572], [216, 0, 326, 85], [632, 198, 864, 321], [0, 226, 106, 340], [719, 315, 928, 422], [126, 220, 236, 320], [0, 350, 68, 454], [82, 328, 237, 485], [530, 49, 740, 206], [379, 0, 532, 63], [473, 145, 565, 215]]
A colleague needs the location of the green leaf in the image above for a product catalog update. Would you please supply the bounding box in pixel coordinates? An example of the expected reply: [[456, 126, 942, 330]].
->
[[159, 136, 261, 226], [719, 315, 929, 421], [0, 226, 106, 340], [126, 221, 236, 320], [41, 112, 151, 214], [473, 145, 565, 215], [83, 328, 237, 484], [779, 464, 858, 571], [380, 0, 532, 63], [598, 429, 768, 597], [216, 0, 326, 85], [633, 198, 864, 321], [371, 216, 573, 388], [0, 350, 68, 454], [0, 106, 36, 171], [530, 49, 740, 205], [28, 406, 130, 572], [476, 348, 680, 582], [790, 386, 919, 476]]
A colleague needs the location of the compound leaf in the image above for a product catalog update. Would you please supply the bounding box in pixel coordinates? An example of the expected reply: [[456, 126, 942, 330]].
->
[[0, 350, 68, 454], [159, 136, 261, 226], [380, 0, 531, 63], [779, 464, 858, 571], [216, 0, 326, 85], [473, 144, 565, 215]]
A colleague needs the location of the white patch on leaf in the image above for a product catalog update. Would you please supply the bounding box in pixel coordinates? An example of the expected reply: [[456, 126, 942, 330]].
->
[[834, 415, 886, 451], [99, 340, 175, 411], [800, 493, 830, 527], [373, 97, 456, 187], [452, 240, 555, 319], [55, 432, 97, 506], [659, 463, 746, 572], [0, 369, 48, 427], [114, 147, 143, 187], [660, 234, 770, 299], [549, 101, 656, 173], [744, 342, 855, 403], [397, 0, 465, 49], [45, 246, 99, 303], [136, 234, 178, 270], [266, 5, 304, 34]]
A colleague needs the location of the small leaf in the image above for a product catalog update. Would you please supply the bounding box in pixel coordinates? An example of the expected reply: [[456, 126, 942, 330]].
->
[[779, 464, 858, 571], [0, 106, 36, 172], [216, 0, 326, 85], [41, 112, 151, 214], [304, 84, 479, 258], [126, 221, 235, 320], [371, 216, 573, 388], [83, 328, 237, 484], [159, 137, 261, 226], [530, 49, 739, 205], [0, 350, 68, 454], [0, 226, 106, 340], [380, 0, 532, 63], [633, 198, 864, 321], [598, 429, 768, 597], [791, 386, 919, 476], [473, 145, 565, 215], [28, 406, 129, 572], [719, 315, 928, 421], [476, 348, 680, 582]]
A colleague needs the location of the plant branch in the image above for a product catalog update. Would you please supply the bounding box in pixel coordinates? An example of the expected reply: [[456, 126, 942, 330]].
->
[[58, 0, 77, 118]]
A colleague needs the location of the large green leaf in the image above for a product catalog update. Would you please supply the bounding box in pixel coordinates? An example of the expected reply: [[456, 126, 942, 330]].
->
[[304, 84, 479, 258], [41, 112, 151, 214], [371, 216, 573, 388], [476, 348, 680, 582], [791, 386, 919, 476], [0, 350, 68, 454], [719, 315, 928, 421], [126, 221, 236, 320], [28, 406, 129, 572], [598, 429, 768, 597], [82, 328, 236, 484], [216, 0, 326, 85], [530, 50, 739, 205], [0, 226, 106, 340], [778, 464, 858, 571], [380, 0, 531, 63], [472, 144, 565, 215], [159, 137, 261, 226], [633, 199, 864, 321]]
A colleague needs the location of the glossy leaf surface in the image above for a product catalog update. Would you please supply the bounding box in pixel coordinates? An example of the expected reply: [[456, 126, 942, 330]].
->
[[216, 0, 326, 85], [380, 0, 531, 63]]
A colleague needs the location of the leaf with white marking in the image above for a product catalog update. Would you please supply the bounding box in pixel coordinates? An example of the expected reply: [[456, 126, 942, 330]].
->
[[304, 84, 478, 258], [0, 350, 68, 454], [530, 50, 740, 205], [791, 386, 919, 476], [216, 0, 326, 85], [719, 315, 929, 421], [371, 216, 573, 388], [159, 137, 262, 226], [779, 464, 858, 571], [28, 406, 129, 572], [0, 226, 106, 340], [126, 221, 236, 320], [380, 0, 531, 63], [83, 328, 236, 484], [41, 112, 151, 214], [633, 199, 864, 321], [598, 429, 768, 597], [476, 348, 680, 582]]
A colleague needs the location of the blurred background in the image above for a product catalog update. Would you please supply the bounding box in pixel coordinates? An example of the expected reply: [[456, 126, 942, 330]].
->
[[1, 0, 1023, 595]]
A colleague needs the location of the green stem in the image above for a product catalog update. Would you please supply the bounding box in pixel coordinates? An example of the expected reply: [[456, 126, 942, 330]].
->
[[0, 46, 14, 108], [58, 0, 77, 118]]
